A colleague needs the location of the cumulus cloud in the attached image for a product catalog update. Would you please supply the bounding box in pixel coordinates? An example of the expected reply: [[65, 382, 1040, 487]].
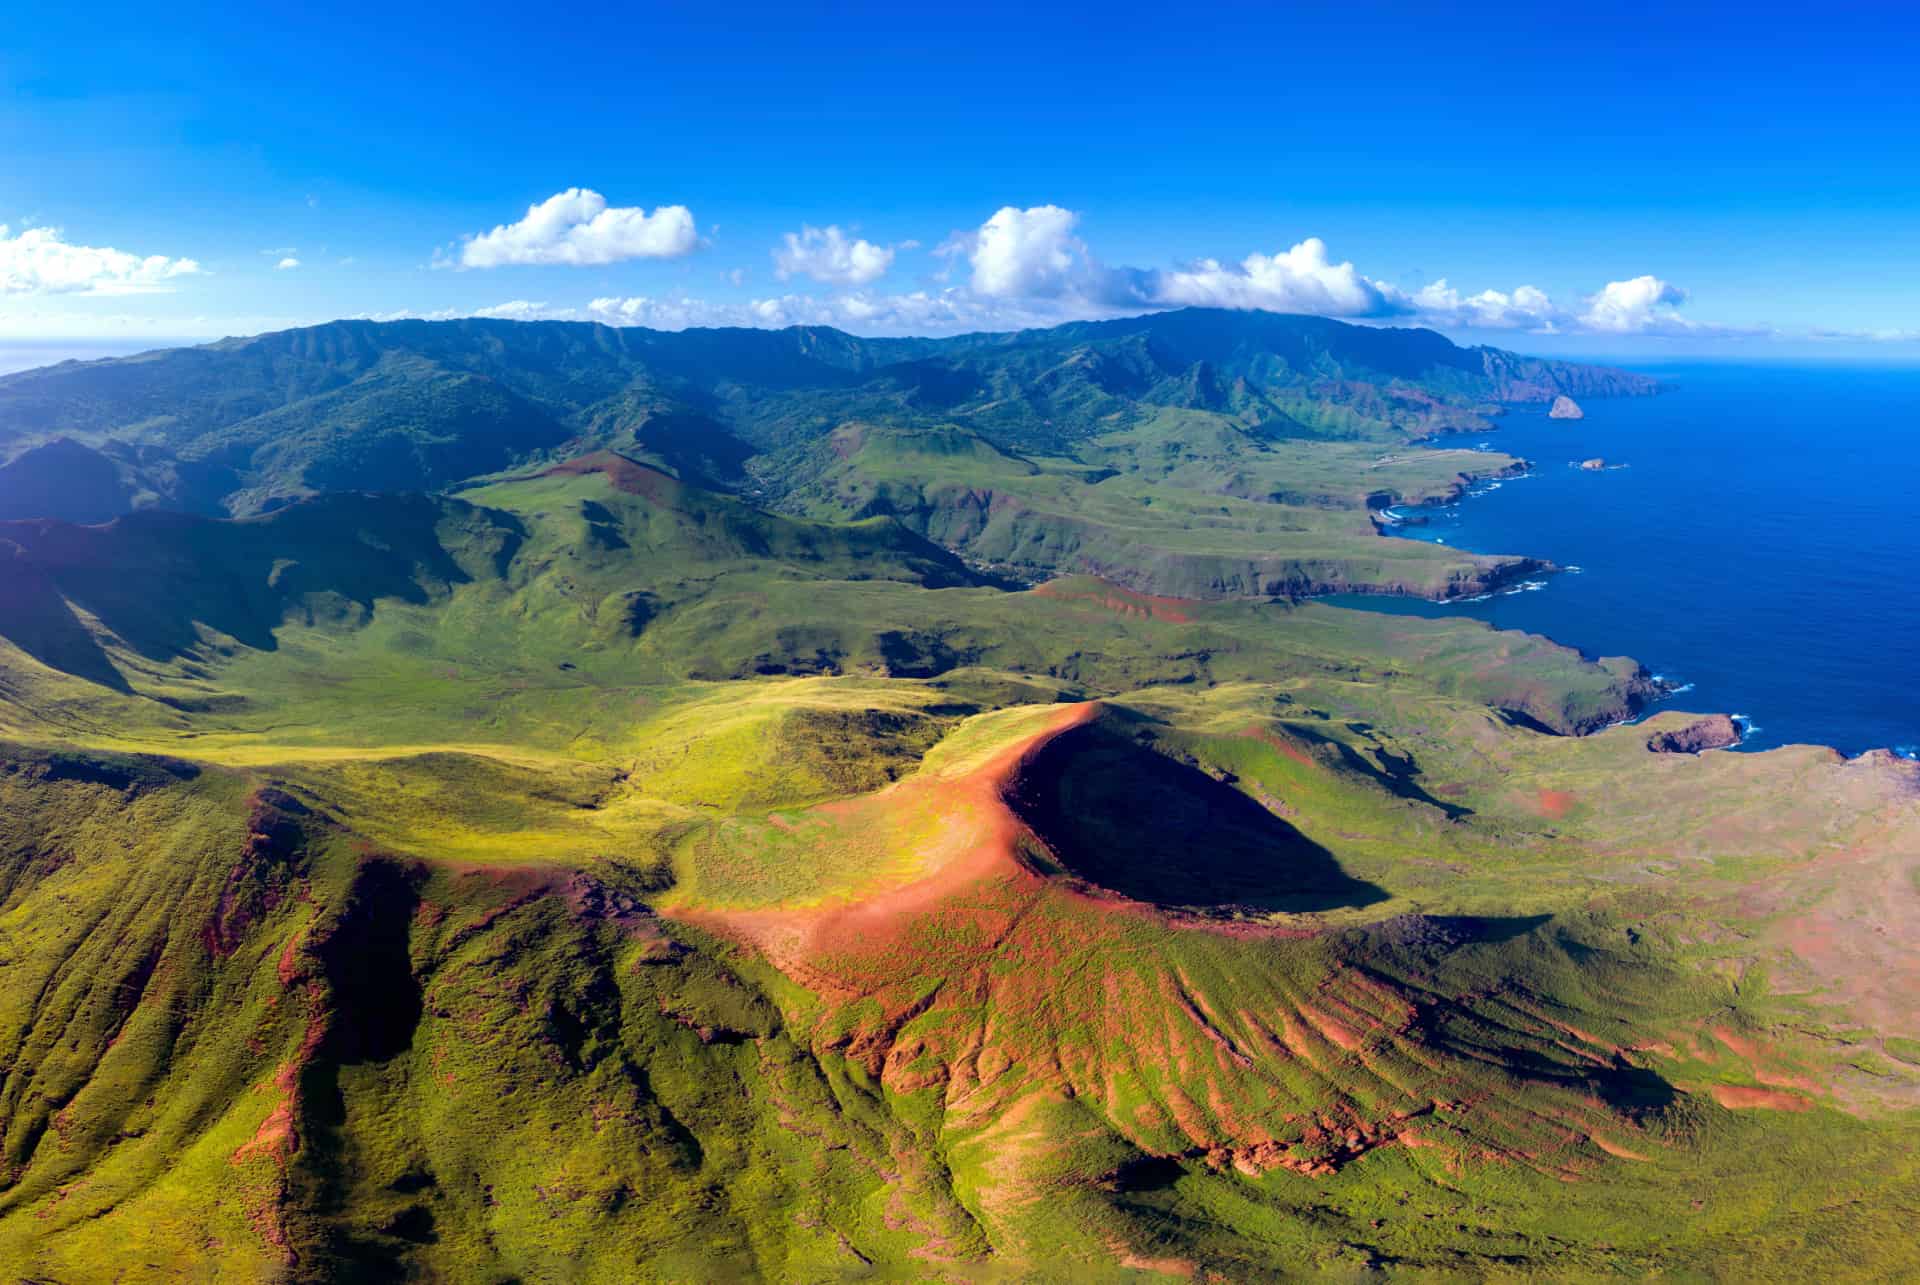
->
[[959, 204, 1089, 299], [1576, 275, 1696, 335], [1141, 238, 1402, 318], [0, 224, 202, 295], [773, 225, 896, 286], [275, 257, 301, 271], [1405, 280, 1563, 331], [456, 189, 699, 268], [378, 202, 1773, 342], [937, 213, 1402, 323]]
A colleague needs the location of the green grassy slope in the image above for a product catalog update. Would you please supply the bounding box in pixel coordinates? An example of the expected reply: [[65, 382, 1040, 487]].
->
[[0, 453, 1915, 1280], [784, 418, 1543, 599]]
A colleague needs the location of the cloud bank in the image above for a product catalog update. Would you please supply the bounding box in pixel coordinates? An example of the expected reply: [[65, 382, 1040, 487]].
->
[[457, 189, 699, 268], [393, 201, 1792, 344], [737, 204, 1743, 338], [0, 225, 202, 296]]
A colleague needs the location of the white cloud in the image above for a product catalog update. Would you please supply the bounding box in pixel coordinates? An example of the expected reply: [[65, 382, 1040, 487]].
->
[[0, 224, 202, 296], [410, 207, 1772, 342], [456, 188, 699, 268], [1406, 279, 1563, 331], [1143, 238, 1401, 318], [356, 300, 581, 323], [773, 225, 896, 286], [587, 287, 1059, 335], [465, 299, 576, 321], [1577, 275, 1694, 335], [275, 257, 301, 271], [588, 295, 762, 330], [961, 204, 1088, 299]]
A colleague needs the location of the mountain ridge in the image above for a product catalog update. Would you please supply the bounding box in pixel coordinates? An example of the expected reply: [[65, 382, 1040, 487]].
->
[[0, 309, 1655, 518]]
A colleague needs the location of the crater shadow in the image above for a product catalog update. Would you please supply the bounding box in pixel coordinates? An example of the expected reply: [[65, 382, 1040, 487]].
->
[[1007, 723, 1388, 913]]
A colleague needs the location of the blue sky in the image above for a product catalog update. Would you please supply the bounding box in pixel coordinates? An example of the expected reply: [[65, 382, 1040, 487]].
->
[[3, 0, 1917, 361]]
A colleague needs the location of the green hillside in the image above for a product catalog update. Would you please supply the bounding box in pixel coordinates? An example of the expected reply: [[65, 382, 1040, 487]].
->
[[0, 424, 1915, 1279], [1, 313, 1912, 1282], [0, 310, 1667, 606]]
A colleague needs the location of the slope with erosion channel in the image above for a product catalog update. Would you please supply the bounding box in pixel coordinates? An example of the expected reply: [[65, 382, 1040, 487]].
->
[[1, 421, 1916, 1275], [2, 659, 1917, 1276]]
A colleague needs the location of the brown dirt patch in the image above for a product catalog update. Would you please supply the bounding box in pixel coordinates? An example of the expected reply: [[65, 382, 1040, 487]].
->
[[1535, 788, 1575, 819], [544, 451, 681, 503], [1709, 1084, 1812, 1112], [1589, 1134, 1650, 1161], [1032, 578, 1195, 624]]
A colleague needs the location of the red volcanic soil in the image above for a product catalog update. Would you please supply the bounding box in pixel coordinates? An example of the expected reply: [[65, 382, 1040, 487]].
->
[[1240, 725, 1319, 770], [1032, 579, 1195, 624], [1535, 788, 1575, 819], [543, 451, 681, 503], [676, 701, 1102, 978], [667, 700, 1658, 1198], [1709, 1084, 1812, 1112]]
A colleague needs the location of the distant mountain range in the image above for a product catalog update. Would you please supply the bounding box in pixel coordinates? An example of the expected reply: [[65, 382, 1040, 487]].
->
[[0, 309, 1656, 526]]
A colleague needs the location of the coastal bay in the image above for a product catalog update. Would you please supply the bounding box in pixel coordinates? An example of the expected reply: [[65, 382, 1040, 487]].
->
[[1333, 362, 1920, 756]]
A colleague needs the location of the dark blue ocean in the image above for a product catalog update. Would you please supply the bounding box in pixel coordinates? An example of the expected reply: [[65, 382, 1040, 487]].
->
[[1329, 362, 1920, 757]]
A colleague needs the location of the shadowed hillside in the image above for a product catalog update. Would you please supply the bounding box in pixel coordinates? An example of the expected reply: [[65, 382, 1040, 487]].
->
[[1007, 716, 1389, 912]]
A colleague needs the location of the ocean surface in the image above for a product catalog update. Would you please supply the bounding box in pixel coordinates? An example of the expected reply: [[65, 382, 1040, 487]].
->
[[1328, 362, 1920, 757]]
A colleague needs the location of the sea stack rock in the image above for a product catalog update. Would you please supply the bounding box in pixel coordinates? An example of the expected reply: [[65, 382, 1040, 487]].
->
[[1647, 714, 1742, 754], [1579, 458, 1607, 471], [1549, 395, 1585, 420]]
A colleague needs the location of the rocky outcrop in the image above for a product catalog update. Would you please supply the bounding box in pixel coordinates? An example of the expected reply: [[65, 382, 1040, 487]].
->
[[1549, 395, 1585, 420], [1647, 715, 1742, 754]]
